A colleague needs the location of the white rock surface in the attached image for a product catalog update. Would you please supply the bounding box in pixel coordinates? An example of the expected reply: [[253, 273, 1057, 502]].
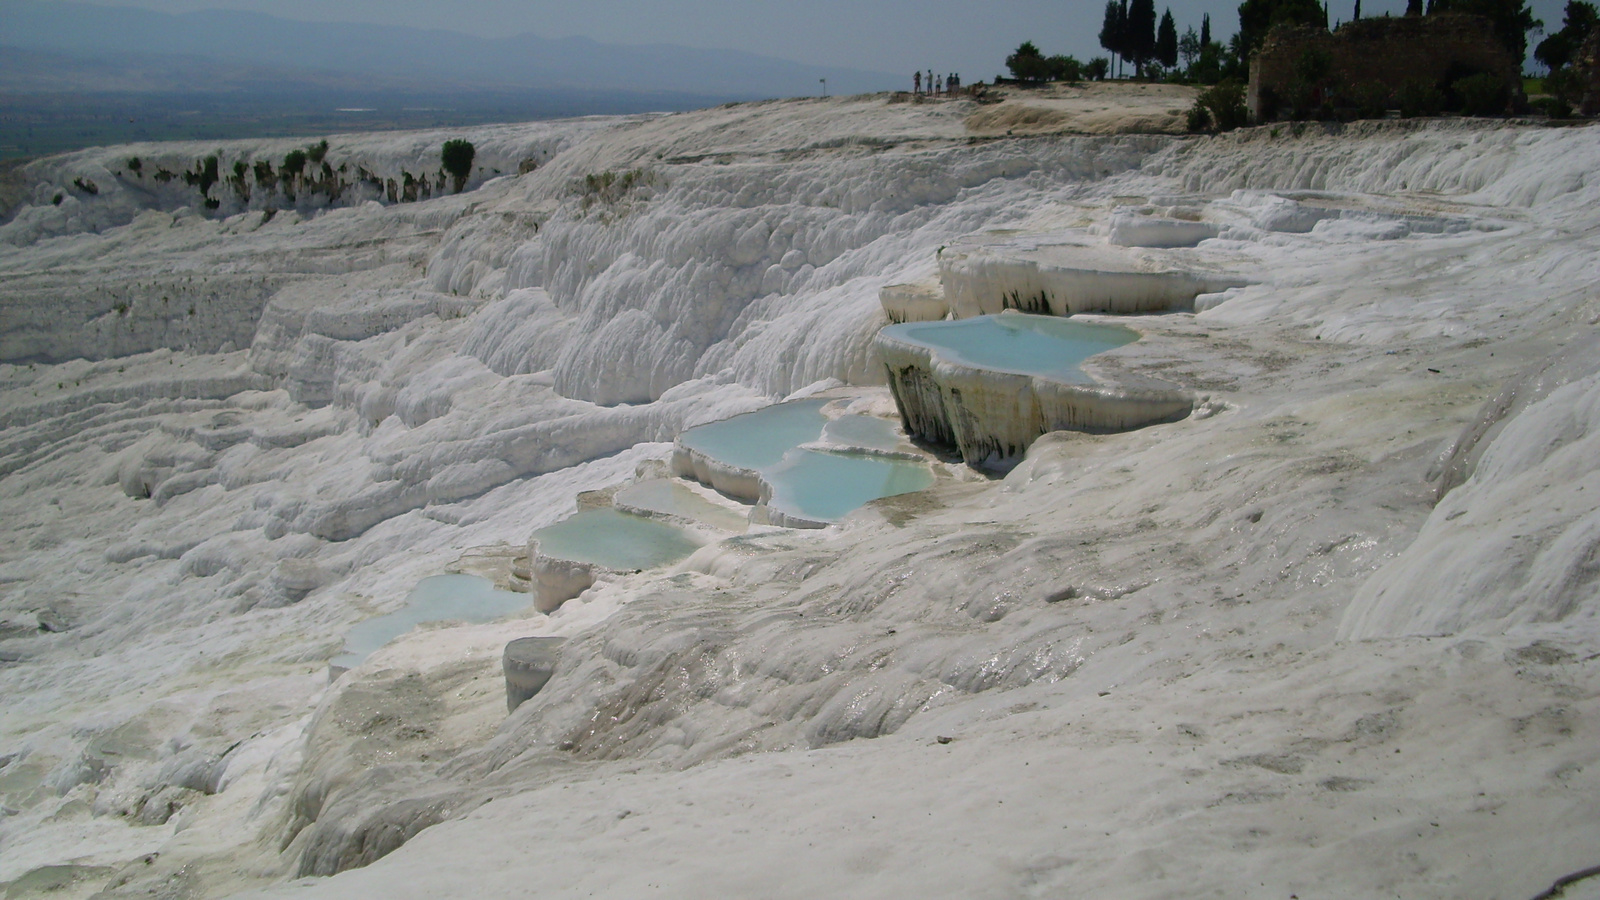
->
[[0, 100, 1597, 900]]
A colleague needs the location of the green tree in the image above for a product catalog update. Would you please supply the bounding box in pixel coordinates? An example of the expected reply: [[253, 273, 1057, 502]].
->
[[1129, 0, 1159, 74], [1100, 0, 1127, 75], [441, 139, 476, 193], [1086, 56, 1112, 79], [1006, 41, 1051, 80], [1201, 12, 1212, 45], [1427, 0, 1541, 60], [1048, 54, 1085, 80], [281, 149, 308, 179], [1190, 40, 1229, 82], [1158, 9, 1180, 68], [1535, 0, 1598, 70], [1180, 26, 1202, 67], [1237, 0, 1329, 60]]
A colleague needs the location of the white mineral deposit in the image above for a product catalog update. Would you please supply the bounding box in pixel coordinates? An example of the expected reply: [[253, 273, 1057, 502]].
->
[[0, 87, 1596, 900]]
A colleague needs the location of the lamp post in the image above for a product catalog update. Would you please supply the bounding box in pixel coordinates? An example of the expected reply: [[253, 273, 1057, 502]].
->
[[820, 78, 828, 98]]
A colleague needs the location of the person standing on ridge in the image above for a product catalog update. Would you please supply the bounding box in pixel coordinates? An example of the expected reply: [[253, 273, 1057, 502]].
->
[[914, 71, 921, 94]]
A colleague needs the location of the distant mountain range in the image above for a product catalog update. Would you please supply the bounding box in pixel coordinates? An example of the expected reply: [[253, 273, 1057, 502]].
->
[[0, 0, 901, 99]]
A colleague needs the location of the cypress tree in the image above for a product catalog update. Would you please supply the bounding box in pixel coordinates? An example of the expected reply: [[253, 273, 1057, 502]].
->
[[1201, 12, 1212, 44], [1100, 0, 1125, 74], [1129, 0, 1158, 75], [1118, 0, 1132, 76], [1158, 9, 1180, 67], [1354, 0, 1362, 18]]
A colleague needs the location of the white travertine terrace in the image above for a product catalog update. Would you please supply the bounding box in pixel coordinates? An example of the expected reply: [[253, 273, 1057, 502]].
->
[[876, 319, 1193, 466], [1, 92, 1598, 899], [937, 231, 1252, 318], [876, 279, 949, 323]]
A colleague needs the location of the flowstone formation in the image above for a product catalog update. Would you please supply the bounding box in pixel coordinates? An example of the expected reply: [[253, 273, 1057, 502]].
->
[[877, 314, 1193, 466], [1, 95, 1598, 900], [872, 214, 1245, 466]]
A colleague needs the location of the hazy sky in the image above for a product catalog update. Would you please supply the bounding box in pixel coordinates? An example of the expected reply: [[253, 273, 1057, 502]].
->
[[79, 0, 1563, 76]]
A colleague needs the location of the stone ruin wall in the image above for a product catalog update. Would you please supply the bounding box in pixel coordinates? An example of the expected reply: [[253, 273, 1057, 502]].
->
[[1248, 14, 1520, 121]]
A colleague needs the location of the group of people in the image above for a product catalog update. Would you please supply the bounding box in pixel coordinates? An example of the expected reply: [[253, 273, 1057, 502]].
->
[[912, 70, 962, 96]]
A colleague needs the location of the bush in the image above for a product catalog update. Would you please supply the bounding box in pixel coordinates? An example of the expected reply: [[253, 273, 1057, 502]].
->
[[441, 139, 476, 193], [1397, 80, 1444, 117], [126, 157, 142, 173], [1346, 82, 1391, 120], [307, 140, 329, 165], [1532, 95, 1573, 118], [203, 156, 219, 193], [1285, 47, 1333, 119], [1086, 57, 1110, 80], [1187, 104, 1212, 132], [1047, 54, 1084, 82], [1193, 79, 1249, 131], [1452, 73, 1510, 116], [1544, 66, 1583, 105], [573, 169, 659, 210], [281, 149, 308, 178], [1006, 42, 1052, 81]]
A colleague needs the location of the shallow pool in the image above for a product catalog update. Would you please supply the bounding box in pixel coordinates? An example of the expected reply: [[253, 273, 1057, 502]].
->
[[764, 449, 934, 522], [529, 508, 703, 571], [881, 314, 1137, 383], [614, 479, 749, 532], [819, 414, 905, 453], [332, 574, 529, 670], [677, 399, 828, 471], [679, 400, 934, 524]]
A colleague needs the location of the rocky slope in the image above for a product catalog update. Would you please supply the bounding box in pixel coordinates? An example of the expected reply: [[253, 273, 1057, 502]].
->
[[0, 95, 1596, 899]]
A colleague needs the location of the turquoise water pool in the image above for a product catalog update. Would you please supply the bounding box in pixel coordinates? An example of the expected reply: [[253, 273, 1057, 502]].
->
[[678, 400, 934, 523], [881, 314, 1137, 383], [764, 449, 934, 522], [677, 399, 828, 471], [332, 574, 529, 670], [529, 508, 703, 571], [820, 414, 905, 452], [614, 479, 750, 532]]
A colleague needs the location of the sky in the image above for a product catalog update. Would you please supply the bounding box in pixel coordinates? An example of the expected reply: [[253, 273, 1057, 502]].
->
[[56, 0, 1566, 77]]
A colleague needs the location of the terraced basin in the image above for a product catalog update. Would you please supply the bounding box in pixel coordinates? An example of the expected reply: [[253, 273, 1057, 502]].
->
[[672, 400, 935, 527], [884, 314, 1137, 383], [331, 574, 529, 672], [762, 450, 934, 524], [876, 312, 1194, 467], [524, 508, 703, 611]]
